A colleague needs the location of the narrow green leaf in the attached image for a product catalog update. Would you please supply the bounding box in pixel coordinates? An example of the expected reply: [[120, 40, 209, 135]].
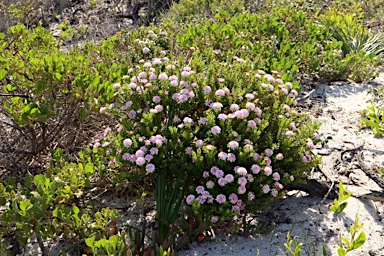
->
[[349, 231, 366, 250]]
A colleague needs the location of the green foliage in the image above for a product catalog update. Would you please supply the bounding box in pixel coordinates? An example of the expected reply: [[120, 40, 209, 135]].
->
[[337, 215, 366, 256], [284, 232, 303, 256], [0, 155, 119, 254], [164, 0, 245, 24], [85, 231, 131, 256], [361, 94, 384, 136], [330, 182, 352, 214]]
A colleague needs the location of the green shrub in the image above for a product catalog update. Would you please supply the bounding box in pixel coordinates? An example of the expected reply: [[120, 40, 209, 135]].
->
[[95, 29, 320, 248]]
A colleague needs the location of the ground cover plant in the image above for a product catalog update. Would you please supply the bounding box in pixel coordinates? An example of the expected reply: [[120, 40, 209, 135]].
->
[[1, 0, 384, 255]]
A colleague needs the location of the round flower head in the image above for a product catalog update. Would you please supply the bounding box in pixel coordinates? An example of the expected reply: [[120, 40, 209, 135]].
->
[[215, 89, 225, 96], [146, 164, 155, 173], [211, 126, 221, 135], [196, 140, 204, 148], [227, 153, 236, 162], [215, 194, 226, 204], [228, 141, 239, 149], [123, 139, 133, 148], [186, 195, 195, 205], [203, 86, 212, 94], [264, 167, 272, 176], [236, 167, 247, 176]]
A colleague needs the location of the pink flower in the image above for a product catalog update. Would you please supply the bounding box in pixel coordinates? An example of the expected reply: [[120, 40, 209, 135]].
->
[[225, 174, 234, 183], [146, 164, 155, 173], [153, 96, 161, 103], [199, 118, 208, 125], [264, 167, 272, 176], [136, 157, 146, 166], [155, 105, 163, 112], [254, 107, 262, 117], [128, 110, 136, 119], [227, 153, 236, 162], [314, 132, 319, 139], [228, 141, 239, 149], [196, 140, 204, 148], [206, 181, 214, 189], [158, 73, 168, 80], [245, 93, 254, 99], [251, 164, 261, 174], [229, 193, 238, 204], [238, 177, 247, 186], [215, 169, 224, 178], [196, 186, 205, 194], [283, 104, 291, 112], [150, 147, 158, 155], [203, 86, 212, 93], [215, 89, 225, 97], [218, 152, 227, 160], [99, 106, 107, 114], [218, 178, 227, 186], [248, 192, 255, 201], [230, 104, 240, 112], [210, 166, 219, 175], [102, 142, 110, 147], [142, 47, 150, 53], [183, 117, 194, 125], [211, 102, 223, 110], [275, 182, 284, 190], [211, 126, 221, 135], [273, 172, 280, 181], [93, 142, 101, 149], [246, 102, 255, 110], [211, 216, 219, 223], [284, 131, 294, 137], [302, 156, 308, 163], [185, 147, 193, 155], [262, 185, 270, 194], [290, 175, 294, 182], [238, 185, 246, 194], [122, 153, 130, 160], [203, 171, 209, 178], [253, 153, 260, 160], [271, 189, 278, 197], [215, 194, 226, 204], [236, 167, 247, 176], [218, 114, 227, 120], [135, 150, 145, 157], [113, 83, 121, 90], [276, 153, 284, 160], [265, 157, 271, 166], [265, 148, 273, 157], [145, 154, 153, 162], [186, 195, 195, 205]]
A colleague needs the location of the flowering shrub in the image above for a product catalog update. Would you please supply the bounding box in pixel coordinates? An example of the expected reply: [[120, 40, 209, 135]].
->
[[96, 32, 320, 229]]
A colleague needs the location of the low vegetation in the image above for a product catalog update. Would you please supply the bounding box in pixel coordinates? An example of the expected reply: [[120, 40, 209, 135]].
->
[[0, 0, 383, 255]]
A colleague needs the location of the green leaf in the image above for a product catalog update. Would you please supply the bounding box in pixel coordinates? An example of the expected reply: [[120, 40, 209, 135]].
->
[[52, 148, 63, 159], [349, 231, 366, 250], [109, 235, 118, 248], [54, 72, 62, 81], [0, 33, 5, 40], [91, 76, 101, 86], [19, 200, 30, 212], [85, 236, 95, 249], [85, 163, 94, 176], [72, 205, 80, 215], [337, 247, 346, 256], [0, 69, 7, 81], [361, 118, 381, 129]]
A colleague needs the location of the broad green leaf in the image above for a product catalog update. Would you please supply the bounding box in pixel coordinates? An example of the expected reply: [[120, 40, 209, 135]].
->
[[337, 247, 346, 256], [361, 118, 381, 129], [0, 33, 5, 40], [349, 231, 366, 250], [72, 205, 80, 215], [85, 236, 95, 248], [54, 72, 62, 81], [19, 200, 30, 212], [109, 235, 118, 248], [91, 76, 101, 86], [0, 69, 7, 80], [85, 163, 94, 176]]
